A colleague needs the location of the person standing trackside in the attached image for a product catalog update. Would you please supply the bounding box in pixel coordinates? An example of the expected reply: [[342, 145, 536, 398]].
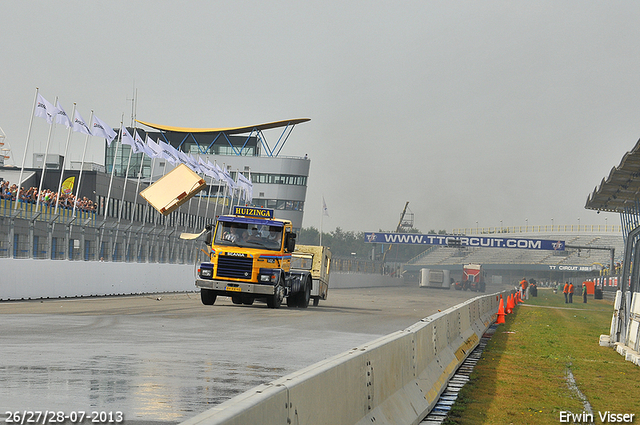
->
[[520, 277, 528, 300], [563, 282, 569, 303], [583, 282, 588, 303], [568, 282, 574, 303]]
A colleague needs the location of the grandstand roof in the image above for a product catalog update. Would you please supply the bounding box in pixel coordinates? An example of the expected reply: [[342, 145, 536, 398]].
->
[[136, 118, 310, 135], [585, 138, 640, 213]]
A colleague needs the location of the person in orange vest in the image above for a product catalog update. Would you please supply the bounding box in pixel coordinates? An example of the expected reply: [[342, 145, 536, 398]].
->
[[568, 282, 574, 303], [520, 278, 528, 300], [563, 282, 569, 303]]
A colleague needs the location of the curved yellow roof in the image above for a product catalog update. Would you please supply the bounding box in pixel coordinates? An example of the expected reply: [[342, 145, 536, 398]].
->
[[136, 118, 310, 135]]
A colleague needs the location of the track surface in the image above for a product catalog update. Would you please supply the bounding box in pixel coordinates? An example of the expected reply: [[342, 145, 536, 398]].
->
[[0, 284, 499, 424]]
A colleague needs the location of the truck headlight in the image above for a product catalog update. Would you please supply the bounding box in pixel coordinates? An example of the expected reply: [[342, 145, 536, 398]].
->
[[199, 266, 213, 278], [260, 274, 272, 282]]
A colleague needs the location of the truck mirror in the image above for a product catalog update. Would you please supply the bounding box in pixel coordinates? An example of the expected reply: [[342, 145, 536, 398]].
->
[[204, 224, 213, 245], [286, 232, 297, 252]]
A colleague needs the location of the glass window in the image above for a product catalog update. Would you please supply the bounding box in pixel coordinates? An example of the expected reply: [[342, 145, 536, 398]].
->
[[214, 221, 283, 251]]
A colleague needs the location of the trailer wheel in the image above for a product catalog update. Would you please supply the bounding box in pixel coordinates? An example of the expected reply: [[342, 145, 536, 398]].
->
[[297, 276, 311, 308], [201, 289, 217, 306], [267, 279, 284, 309]]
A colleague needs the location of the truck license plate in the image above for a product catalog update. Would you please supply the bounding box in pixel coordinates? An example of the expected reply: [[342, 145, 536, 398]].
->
[[226, 286, 241, 292]]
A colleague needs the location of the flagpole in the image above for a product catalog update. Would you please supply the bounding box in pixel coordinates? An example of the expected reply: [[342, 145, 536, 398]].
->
[[35, 96, 58, 212], [103, 120, 123, 222], [54, 103, 76, 215], [111, 133, 134, 256], [213, 161, 222, 219], [15, 88, 39, 211], [99, 118, 123, 259], [72, 110, 94, 218]]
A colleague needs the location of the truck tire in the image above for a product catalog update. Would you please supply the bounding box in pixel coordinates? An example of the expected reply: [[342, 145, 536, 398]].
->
[[231, 296, 243, 305], [287, 295, 297, 308], [242, 296, 254, 305], [201, 289, 217, 306], [297, 276, 311, 308], [267, 279, 284, 309]]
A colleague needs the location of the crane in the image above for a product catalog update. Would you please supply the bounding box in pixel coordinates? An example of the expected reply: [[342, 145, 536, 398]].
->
[[382, 201, 410, 263]]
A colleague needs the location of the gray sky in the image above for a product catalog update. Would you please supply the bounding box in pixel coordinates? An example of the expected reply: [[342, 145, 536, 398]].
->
[[1, 1, 639, 233]]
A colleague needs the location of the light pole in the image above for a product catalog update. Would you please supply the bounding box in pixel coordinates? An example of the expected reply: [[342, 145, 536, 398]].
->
[[551, 218, 554, 231], [476, 221, 478, 234], [500, 220, 503, 233], [578, 217, 580, 231], [605, 216, 608, 231], [525, 218, 528, 231]]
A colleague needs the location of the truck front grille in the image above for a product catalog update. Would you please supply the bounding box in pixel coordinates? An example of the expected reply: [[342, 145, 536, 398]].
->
[[217, 255, 253, 279]]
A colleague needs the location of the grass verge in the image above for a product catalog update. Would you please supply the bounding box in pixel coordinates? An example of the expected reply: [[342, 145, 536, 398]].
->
[[444, 288, 640, 424]]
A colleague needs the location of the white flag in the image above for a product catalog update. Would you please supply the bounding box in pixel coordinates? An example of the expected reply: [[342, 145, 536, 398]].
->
[[159, 140, 180, 165], [91, 115, 117, 146], [322, 197, 329, 217], [133, 131, 146, 154], [121, 126, 135, 149], [145, 136, 162, 158], [237, 172, 253, 203], [55, 101, 71, 128], [72, 110, 92, 135], [219, 165, 235, 189], [34, 94, 59, 124], [207, 160, 221, 180]]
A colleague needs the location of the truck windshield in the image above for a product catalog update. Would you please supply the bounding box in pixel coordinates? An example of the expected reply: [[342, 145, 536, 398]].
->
[[214, 221, 283, 251]]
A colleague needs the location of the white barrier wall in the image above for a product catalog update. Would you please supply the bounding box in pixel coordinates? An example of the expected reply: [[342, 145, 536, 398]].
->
[[180, 291, 506, 425], [0, 260, 406, 300], [0, 258, 194, 300], [605, 290, 640, 366]]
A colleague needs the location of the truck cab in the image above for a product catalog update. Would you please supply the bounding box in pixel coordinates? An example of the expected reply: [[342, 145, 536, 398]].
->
[[195, 206, 311, 309]]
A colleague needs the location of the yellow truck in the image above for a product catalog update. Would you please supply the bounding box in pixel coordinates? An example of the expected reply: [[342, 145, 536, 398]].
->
[[292, 245, 331, 306], [193, 206, 313, 308]]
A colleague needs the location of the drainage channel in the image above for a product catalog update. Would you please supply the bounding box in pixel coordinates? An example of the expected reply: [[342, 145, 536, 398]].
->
[[419, 324, 498, 425]]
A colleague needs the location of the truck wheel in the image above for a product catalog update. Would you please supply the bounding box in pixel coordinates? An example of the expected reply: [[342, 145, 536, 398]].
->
[[297, 277, 311, 308], [231, 296, 243, 305], [201, 289, 217, 306], [267, 279, 284, 309], [287, 295, 297, 308], [242, 296, 254, 305]]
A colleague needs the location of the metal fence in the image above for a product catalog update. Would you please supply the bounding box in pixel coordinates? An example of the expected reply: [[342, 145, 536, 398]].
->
[[0, 198, 198, 264]]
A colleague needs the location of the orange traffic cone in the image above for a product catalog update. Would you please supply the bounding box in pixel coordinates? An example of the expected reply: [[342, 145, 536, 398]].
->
[[515, 291, 520, 305], [496, 297, 506, 324], [506, 294, 514, 314]]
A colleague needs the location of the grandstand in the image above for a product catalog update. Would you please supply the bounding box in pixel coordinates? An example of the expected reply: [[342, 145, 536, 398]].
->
[[403, 229, 624, 286]]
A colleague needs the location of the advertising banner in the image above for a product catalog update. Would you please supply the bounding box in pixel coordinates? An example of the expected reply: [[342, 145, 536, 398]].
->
[[364, 232, 565, 251]]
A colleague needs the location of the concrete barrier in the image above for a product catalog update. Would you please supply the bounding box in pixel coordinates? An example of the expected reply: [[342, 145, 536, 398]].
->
[[0, 260, 403, 300], [0, 258, 194, 300], [181, 291, 508, 425]]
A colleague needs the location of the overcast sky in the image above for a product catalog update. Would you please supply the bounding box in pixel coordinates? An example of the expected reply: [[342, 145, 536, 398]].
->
[[2, 1, 639, 234]]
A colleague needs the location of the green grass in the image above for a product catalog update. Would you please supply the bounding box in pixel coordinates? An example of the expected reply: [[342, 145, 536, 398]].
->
[[444, 288, 640, 424]]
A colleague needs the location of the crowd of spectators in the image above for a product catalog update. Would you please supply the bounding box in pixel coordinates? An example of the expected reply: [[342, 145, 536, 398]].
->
[[0, 180, 96, 212]]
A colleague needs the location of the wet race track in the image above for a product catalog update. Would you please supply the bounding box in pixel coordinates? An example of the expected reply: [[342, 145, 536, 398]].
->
[[0, 285, 502, 424]]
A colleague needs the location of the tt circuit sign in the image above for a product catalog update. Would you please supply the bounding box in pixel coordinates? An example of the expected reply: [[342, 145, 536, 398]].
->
[[364, 232, 565, 251]]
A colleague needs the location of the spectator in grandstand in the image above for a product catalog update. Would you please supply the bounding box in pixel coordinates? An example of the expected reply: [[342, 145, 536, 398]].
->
[[568, 282, 574, 303], [0, 181, 10, 199], [563, 282, 569, 303]]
